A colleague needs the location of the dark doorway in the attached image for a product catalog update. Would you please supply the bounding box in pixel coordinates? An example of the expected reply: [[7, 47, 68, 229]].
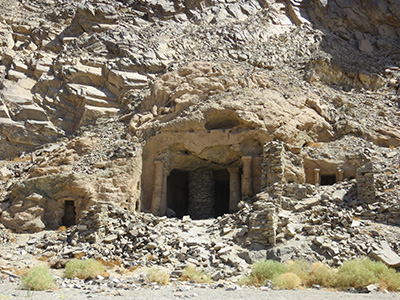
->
[[320, 174, 336, 185], [167, 168, 230, 219], [167, 170, 189, 218], [62, 200, 76, 226], [213, 169, 230, 217]]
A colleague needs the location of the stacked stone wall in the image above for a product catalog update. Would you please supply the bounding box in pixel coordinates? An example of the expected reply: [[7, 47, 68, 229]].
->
[[245, 201, 278, 247], [262, 141, 285, 188], [188, 168, 215, 219], [356, 162, 375, 204]]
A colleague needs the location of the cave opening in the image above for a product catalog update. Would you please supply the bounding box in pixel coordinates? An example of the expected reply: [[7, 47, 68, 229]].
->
[[320, 174, 336, 185], [167, 168, 230, 219], [62, 200, 76, 226]]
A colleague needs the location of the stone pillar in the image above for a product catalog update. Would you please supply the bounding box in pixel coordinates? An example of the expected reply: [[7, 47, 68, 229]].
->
[[188, 168, 214, 219], [228, 167, 240, 212], [314, 168, 320, 185], [336, 168, 344, 182], [242, 156, 253, 197], [161, 169, 169, 215], [151, 160, 165, 216], [262, 141, 285, 189], [357, 162, 375, 204]]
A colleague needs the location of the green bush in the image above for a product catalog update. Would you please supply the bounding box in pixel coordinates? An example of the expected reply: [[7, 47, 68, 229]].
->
[[20, 265, 55, 291], [251, 260, 286, 285], [64, 259, 106, 279], [181, 265, 211, 283], [147, 267, 169, 285], [273, 272, 302, 289], [333, 258, 378, 289]]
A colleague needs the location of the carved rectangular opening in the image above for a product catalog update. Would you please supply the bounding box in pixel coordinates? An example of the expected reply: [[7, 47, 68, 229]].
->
[[167, 170, 189, 218], [320, 174, 336, 185], [62, 200, 76, 226], [213, 169, 230, 217], [167, 168, 230, 219]]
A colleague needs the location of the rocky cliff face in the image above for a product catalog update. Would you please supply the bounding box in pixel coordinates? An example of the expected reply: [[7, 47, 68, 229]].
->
[[0, 0, 399, 236]]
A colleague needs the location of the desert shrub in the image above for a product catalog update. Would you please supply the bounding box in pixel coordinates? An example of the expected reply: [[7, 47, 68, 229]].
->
[[236, 276, 252, 286], [147, 267, 169, 285], [285, 260, 310, 282], [251, 260, 286, 285], [358, 258, 400, 291], [333, 258, 378, 289], [181, 265, 211, 283], [378, 268, 400, 291], [306, 262, 335, 287], [273, 272, 302, 289], [20, 265, 55, 291], [361, 258, 389, 276], [64, 259, 106, 279]]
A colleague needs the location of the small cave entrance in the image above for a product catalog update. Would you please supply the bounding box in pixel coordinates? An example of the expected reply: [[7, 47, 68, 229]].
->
[[167, 168, 230, 219], [62, 200, 77, 226], [320, 174, 336, 185]]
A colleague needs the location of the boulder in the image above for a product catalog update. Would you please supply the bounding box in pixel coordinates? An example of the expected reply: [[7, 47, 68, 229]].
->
[[370, 241, 400, 268], [0, 167, 12, 181]]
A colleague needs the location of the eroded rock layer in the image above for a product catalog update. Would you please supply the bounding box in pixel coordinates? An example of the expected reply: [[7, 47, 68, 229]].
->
[[0, 0, 399, 272]]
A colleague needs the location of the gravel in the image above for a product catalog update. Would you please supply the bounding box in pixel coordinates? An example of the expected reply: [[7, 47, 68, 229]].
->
[[0, 282, 399, 300]]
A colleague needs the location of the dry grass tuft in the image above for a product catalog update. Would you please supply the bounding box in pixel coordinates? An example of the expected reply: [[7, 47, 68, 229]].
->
[[147, 267, 170, 285], [285, 260, 310, 282], [250, 260, 286, 285], [20, 265, 56, 291], [306, 262, 335, 287], [181, 265, 211, 283], [64, 259, 106, 279], [273, 272, 302, 289]]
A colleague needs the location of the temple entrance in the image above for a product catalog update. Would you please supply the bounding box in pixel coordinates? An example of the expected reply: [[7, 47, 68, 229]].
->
[[320, 174, 336, 185], [167, 168, 230, 219], [62, 200, 76, 226]]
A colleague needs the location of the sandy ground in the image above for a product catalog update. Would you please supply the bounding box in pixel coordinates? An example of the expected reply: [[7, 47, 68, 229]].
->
[[0, 282, 399, 300]]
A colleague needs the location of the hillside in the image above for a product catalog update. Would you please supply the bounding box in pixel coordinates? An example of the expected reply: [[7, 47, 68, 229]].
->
[[0, 0, 400, 291]]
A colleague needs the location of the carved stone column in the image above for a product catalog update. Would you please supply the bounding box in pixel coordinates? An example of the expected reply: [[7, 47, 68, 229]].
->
[[252, 156, 262, 194], [228, 167, 240, 212], [161, 168, 170, 215], [314, 168, 320, 185], [151, 160, 165, 216], [242, 156, 253, 197]]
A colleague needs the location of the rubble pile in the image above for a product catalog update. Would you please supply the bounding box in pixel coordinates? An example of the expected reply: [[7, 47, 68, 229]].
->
[[0, 227, 13, 244], [19, 181, 400, 279], [30, 204, 252, 280]]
